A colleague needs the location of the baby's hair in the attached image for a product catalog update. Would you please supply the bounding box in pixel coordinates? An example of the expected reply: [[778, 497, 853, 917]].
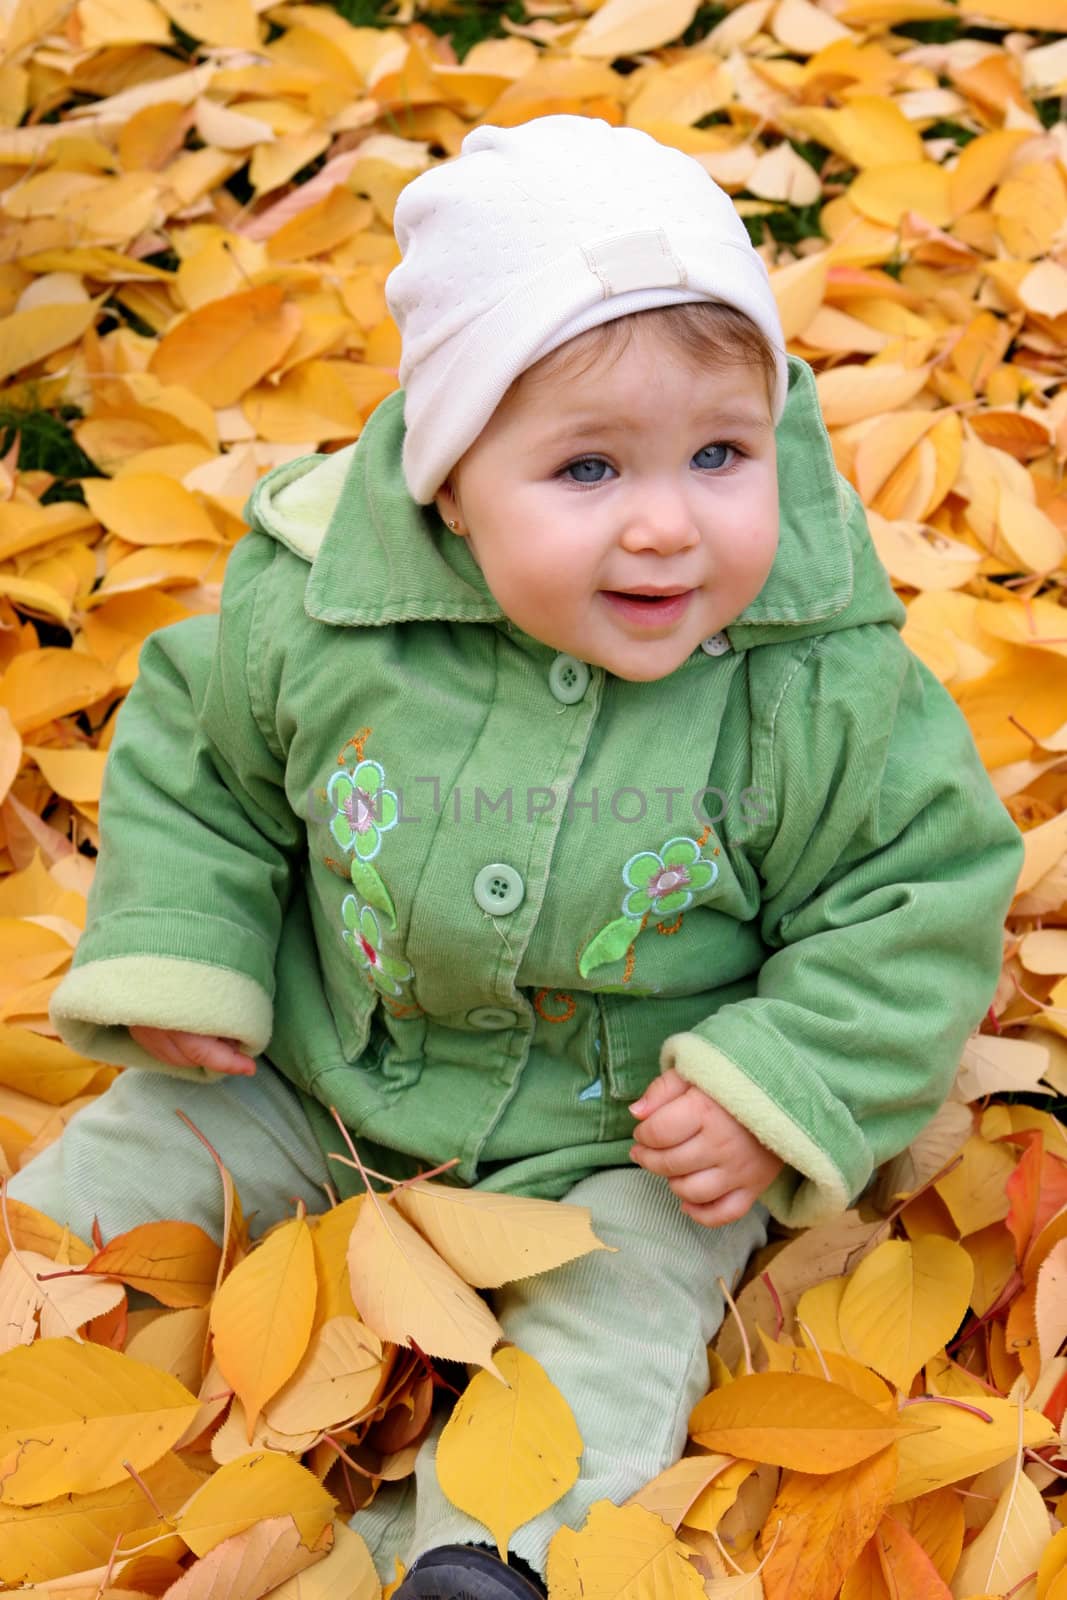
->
[[509, 302, 779, 412]]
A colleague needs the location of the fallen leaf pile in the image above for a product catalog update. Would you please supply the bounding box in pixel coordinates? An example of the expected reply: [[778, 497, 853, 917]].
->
[[0, 0, 1066, 1593]]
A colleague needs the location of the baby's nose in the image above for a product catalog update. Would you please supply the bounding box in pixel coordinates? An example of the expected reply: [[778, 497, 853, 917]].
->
[[620, 484, 700, 553]]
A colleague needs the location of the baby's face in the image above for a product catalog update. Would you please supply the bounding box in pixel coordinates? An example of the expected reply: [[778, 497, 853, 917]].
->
[[434, 323, 779, 683]]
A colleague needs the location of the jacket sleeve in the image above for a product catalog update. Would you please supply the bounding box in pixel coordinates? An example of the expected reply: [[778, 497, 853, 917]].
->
[[48, 534, 304, 1081], [661, 622, 1024, 1228]]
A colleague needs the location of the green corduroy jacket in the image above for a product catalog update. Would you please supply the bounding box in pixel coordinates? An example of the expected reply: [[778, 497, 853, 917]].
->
[[49, 358, 1024, 1226]]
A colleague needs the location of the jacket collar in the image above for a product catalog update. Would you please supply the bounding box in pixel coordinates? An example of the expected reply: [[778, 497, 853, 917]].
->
[[247, 358, 859, 647]]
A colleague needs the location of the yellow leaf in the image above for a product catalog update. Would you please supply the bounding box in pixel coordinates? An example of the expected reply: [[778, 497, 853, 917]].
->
[[267, 1520, 381, 1600], [76, 0, 173, 48], [0, 1340, 198, 1505], [948, 129, 1034, 218], [768, 253, 828, 341], [681, 1459, 757, 1533], [1036, 1238, 1067, 1372], [781, 96, 922, 169], [125, 1306, 209, 1393], [854, 411, 940, 503], [867, 513, 980, 592], [625, 1454, 737, 1530], [1037, 1527, 1067, 1599], [0, 1452, 204, 1585], [174, 1450, 336, 1555], [347, 1195, 504, 1378], [571, 0, 701, 59], [0, 709, 19, 810], [264, 1315, 387, 1435], [546, 1498, 706, 1600], [772, 0, 853, 54], [836, 1237, 974, 1393], [0, 300, 98, 384], [688, 1373, 919, 1472], [162, 1513, 331, 1600], [894, 1397, 1054, 1499], [209, 1215, 317, 1437], [995, 489, 1066, 573], [0, 1025, 98, 1106], [154, 0, 259, 47], [23, 747, 107, 805], [266, 185, 374, 263], [82, 474, 221, 547], [956, 1033, 1050, 1100], [0, 1198, 92, 1270], [436, 1345, 582, 1561], [0, 649, 114, 735], [309, 1197, 363, 1331], [950, 1459, 1051, 1597], [760, 1445, 898, 1600], [746, 143, 821, 206], [934, 1135, 1016, 1233], [393, 1179, 611, 1288], [850, 163, 953, 229], [958, 0, 1064, 27], [0, 1247, 125, 1352], [1016, 809, 1067, 896], [241, 359, 397, 444], [815, 363, 929, 426], [149, 286, 302, 408]]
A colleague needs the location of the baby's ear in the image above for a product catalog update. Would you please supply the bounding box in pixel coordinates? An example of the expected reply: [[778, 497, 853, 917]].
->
[[433, 479, 461, 532]]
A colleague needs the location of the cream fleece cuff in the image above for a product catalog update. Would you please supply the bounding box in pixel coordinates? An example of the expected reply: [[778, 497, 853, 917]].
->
[[49, 956, 273, 1082]]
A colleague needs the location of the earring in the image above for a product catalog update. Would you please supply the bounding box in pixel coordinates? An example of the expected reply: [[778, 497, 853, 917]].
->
[[447, 518, 460, 531]]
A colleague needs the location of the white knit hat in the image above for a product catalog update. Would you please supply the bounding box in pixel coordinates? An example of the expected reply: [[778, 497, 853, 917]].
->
[[386, 115, 788, 505]]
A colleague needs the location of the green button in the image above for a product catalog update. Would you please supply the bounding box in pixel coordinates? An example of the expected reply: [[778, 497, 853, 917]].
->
[[548, 653, 590, 705], [467, 1006, 519, 1030], [473, 863, 525, 915]]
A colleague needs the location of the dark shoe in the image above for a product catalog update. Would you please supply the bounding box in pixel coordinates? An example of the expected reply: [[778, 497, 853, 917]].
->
[[393, 1544, 547, 1600]]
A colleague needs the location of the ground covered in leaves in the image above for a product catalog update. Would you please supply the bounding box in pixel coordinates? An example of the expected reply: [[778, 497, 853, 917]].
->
[[0, 0, 1066, 1594]]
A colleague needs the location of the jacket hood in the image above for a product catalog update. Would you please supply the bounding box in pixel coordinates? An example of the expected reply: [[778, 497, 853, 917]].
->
[[245, 355, 905, 652]]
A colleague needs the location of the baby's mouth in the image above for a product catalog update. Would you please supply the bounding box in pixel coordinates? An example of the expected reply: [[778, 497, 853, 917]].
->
[[601, 588, 695, 624]]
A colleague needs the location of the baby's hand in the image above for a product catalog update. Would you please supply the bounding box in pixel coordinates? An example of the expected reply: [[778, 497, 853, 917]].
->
[[628, 1067, 782, 1227], [128, 1027, 257, 1077]]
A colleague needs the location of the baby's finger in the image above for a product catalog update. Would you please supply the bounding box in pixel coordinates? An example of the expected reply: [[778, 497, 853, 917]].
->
[[173, 1032, 257, 1076], [129, 1026, 190, 1068], [679, 1189, 756, 1229], [630, 1134, 713, 1178], [667, 1167, 731, 1204], [632, 1092, 705, 1151], [628, 1067, 691, 1120]]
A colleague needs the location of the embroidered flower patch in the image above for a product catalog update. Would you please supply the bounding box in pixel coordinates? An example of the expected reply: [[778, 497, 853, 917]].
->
[[579, 835, 719, 979], [622, 838, 718, 918], [341, 897, 414, 997], [327, 760, 399, 862]]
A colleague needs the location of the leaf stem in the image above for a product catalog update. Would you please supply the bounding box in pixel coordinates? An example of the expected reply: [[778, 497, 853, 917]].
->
[[899, 1394, 994, 1423], [761, 1271, 784, 1341], [718, 1275, 752, 1376], [122, 1458, 168, 1522]]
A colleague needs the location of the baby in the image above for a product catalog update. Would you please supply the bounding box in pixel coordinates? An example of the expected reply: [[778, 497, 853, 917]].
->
[[15, 115, 1023, 1599]]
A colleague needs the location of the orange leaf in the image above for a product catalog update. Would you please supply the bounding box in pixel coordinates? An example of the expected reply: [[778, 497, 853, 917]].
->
[[85, 1221, 221, 1308], [688, 1373, 920, 1472], [760, 1445, 898, 1600], [873, 1513, 952, 1597], [148, 286, 302, 408]]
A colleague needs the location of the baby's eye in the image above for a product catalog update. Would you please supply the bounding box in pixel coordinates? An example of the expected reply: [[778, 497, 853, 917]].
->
[[562, 457, 614, 485], [693, 444, 735, 471]]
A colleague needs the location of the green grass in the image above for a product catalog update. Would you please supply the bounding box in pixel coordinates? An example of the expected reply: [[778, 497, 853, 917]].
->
[[329, 0, 526, 60], [0, 404, 99, 504]]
